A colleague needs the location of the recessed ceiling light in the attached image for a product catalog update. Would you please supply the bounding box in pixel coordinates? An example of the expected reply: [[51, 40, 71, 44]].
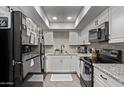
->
[[53, 17, 57, 20], [67, 16, 72, 20]]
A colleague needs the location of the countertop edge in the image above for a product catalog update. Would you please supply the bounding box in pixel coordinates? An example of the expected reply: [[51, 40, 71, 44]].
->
[[93, 64, 124, 85]]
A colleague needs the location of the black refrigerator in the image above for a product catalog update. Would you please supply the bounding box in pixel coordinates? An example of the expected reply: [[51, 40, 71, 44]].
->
[[12, 11, 26, 87], [0, 12, 14, 87], [0, 11, 27, 87]]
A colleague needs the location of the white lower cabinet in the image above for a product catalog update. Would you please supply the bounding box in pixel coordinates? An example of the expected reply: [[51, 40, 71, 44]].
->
[[94, 73, 109, 87], [80, 60, 84, 77], [46, 56, 77, 73], [94, 67, 123, 87], [75, 57, 80, 77]]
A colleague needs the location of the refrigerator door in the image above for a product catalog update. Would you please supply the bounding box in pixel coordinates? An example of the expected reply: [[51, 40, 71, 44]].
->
[[0, 29, 14, 87], [12, 11, 23, 86], [0, 11, 14, 87]]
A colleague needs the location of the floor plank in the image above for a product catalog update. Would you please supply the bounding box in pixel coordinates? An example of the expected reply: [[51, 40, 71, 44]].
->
[[22, 74, 43, 87]]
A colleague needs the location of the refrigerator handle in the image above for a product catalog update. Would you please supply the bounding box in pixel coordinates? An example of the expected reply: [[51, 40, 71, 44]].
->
[[12, 60, 22, 66]]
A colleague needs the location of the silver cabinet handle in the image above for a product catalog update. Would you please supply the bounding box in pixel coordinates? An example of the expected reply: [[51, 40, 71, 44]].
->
[[100, 75, 107, 80]]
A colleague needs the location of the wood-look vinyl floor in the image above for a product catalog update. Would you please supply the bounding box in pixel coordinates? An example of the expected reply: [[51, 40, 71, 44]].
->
[[22, 74, 43, 87]]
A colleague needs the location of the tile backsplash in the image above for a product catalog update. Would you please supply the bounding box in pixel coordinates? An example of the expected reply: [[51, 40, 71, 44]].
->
[[89, 42, 124, 63], [45, 31, 78, 54]]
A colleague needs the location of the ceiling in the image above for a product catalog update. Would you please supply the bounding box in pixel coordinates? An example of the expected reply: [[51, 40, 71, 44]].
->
[[42, 6, 83, 23]]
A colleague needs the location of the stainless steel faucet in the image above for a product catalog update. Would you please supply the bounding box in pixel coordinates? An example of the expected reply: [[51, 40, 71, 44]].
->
[[60, 44, 65, 53]]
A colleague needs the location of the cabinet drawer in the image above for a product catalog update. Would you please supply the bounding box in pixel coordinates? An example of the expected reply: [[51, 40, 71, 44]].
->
[[94, 67, 123, 87], [94, 74, 109, 87]]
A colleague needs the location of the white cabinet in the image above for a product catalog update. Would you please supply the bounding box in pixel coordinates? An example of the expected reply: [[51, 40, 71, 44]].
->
[[75, 57, 80, 77], [80, 29, 90, 45], [44, 31, 54, 45], [70, 56, 77, 72], [46, 57, 61, 72], [22, 54, 41, 78], [80, 60, 84, 77], [94, 74, 109, 87], [46, 56, 77, 73], [69, 32, 79, 45], [109, 6, 124, 43], [23, 54, 31, 78], [94, 67, 124, 87], [76, 57, 84, 78]]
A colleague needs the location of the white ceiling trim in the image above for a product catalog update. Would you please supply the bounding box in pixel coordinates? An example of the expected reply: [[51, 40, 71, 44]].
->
[[74, 6, 91, 28], [34, 6, 92, 29], [34, 6, 50, 27], [49, 23, 75, 29]]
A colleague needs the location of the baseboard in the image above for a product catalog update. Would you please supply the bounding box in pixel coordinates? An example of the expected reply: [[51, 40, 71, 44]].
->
[[28, 72, 43, 74], [46, 72, 76, 74]]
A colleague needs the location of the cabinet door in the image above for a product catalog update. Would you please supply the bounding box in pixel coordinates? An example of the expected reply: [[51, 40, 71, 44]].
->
[[46, 57, 61, 72], [80, 60, 84, 76], [94, 67, 109, 87], [62, 58, 69, 72], [75, 57, 80, 77], [46, 56, 77, 73], [94, 67, 124, 87], [109, 7, 124, 43], [70, 56, 77, 72], [34, 34, 39, 45], [80, 29, 90, 45], [22, 54, 31, 78], [69, 32, 79, 45], [60, 56, 72, 72], [30, 54, 41, 73], [44, 31, 53, 45]]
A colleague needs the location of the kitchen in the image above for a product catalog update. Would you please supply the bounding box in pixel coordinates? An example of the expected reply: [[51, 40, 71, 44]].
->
[[0, 6, 124, 87]]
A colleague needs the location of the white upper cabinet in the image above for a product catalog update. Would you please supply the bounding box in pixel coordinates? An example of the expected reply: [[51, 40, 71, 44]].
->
[[79, 24, 91, 45], [109, 6, 124, 43], [80, 29, 90, 45], [44, 31, 54, 45], [69, 32, 79, 45]]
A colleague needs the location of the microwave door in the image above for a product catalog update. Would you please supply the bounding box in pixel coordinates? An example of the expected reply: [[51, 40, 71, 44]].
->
[[97, 28, 101, 39], [89, 29, 98, 42]]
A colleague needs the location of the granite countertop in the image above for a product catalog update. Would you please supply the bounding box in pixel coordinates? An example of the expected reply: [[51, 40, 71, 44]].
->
[[45, 53, 91, 57], [93, 63, 124, 85]]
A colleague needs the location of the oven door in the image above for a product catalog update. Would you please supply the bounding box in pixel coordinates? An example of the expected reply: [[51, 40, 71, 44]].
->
[[80, 59, 93, 87]]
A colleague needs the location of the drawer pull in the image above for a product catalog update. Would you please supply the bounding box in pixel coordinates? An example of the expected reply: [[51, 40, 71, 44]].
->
[[100, 75, 107, 80]]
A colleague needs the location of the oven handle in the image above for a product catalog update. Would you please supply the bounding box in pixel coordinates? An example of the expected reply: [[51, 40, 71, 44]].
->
[[100, 75, 107, 80]]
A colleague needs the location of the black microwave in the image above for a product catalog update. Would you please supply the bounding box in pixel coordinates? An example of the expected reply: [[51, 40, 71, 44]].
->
[[89, 22, 109, 43]]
